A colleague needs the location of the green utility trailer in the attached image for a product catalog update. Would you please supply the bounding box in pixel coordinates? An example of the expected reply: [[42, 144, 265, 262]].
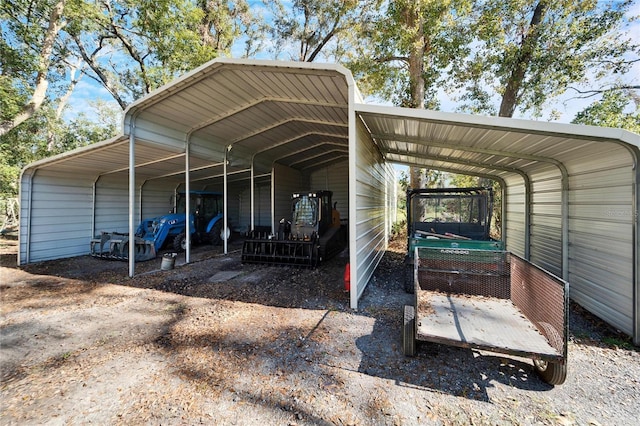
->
[[403, 246, 569, 385], [403, 187, 503, 293]]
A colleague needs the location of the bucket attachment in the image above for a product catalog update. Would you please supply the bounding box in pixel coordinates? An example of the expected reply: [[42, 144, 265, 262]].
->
[[90, 231, 156, 262]]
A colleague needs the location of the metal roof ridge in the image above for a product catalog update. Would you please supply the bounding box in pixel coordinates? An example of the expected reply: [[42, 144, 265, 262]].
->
[[123, 58, 358, 130]]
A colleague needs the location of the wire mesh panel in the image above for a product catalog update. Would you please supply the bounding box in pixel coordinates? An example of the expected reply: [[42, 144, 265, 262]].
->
[[416, 247, 510, 298], [510, 254, 568, 358]]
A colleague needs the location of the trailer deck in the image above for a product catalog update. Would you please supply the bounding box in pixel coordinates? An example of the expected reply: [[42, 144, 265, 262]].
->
[[416, 292, 560, 359]]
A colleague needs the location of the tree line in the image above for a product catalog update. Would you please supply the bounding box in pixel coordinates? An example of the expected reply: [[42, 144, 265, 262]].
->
[[2, 0, 639, 197]]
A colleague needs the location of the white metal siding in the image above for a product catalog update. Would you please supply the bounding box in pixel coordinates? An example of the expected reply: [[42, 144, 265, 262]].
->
[[237, 186, 251, 232], [222, 183, 243, 233], [273, 163, 306, 231], [352, 119, 394, 308], [233, 183, 271, 230], [20, 169, 94, 263], [529, 165, 563, 276], [503, 176, 526, 257], [141, 180, 176, 220], [255, 184, 272, 228], [309, 160, 349, 220], [94, 176, 135, 235], [565, 146, 635, 336], [17, 61, 640, 344]]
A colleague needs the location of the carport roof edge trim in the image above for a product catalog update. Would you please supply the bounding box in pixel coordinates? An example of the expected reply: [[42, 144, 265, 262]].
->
[[354, 103, 640, 146], [20, 134, 129, 177]]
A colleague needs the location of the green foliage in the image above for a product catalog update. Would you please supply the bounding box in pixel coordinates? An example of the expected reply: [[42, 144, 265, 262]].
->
[[267, 0, 376, 62], [2, 0, 639, 205], [453, 0, 639, 118], [572, 90, 640, 134], [391, 218, 407, 240], [348, 0, 474, 108], [601, 335, 635, 350], [1, 0, 69, 122], [64, 0, 228, 105], [0, 76, 26, 122], [0, 101, 120, 197], [398, 170, 409, 192]]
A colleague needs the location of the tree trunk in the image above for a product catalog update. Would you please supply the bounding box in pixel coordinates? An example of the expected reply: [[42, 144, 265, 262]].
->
[[498, 1, 548, 117], [403, 1, 427, 186], [0, 0, 67, 137], [47, 62, 83, 151], [404, 2, 426, 109]]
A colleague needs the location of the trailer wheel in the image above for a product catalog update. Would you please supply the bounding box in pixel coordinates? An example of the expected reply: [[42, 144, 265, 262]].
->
[[404, 264, 414, 294], [402, 305, 416, 357], [534, 359, 567, 385], [173, 233, 187, 252]]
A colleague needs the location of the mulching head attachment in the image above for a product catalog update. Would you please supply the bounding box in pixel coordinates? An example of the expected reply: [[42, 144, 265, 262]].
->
[[241, 230, 320, 267]]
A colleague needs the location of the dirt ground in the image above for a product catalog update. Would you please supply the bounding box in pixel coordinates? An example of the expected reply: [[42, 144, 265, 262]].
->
[[1, 235, 639, 425]]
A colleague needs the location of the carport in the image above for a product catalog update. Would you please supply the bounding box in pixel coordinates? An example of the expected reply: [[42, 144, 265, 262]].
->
[[19, 58, 640, 344]]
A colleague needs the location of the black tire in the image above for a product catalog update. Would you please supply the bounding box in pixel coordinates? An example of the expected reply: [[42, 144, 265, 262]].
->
[[534, 359, 567, 385], [404, 263, 415, 294], [172, 232, 187, 252], [402, 305, 416, 357], [209, 221, 223, 245]]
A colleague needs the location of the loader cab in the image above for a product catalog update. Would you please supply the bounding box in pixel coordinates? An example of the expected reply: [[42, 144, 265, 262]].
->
[[407, 187, 494, 241], [176, 191, 223, 233], [290, 191, 333, 238]]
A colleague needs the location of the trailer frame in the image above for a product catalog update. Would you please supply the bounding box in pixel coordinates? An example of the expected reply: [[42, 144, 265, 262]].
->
[[403, 247, 569, 385]]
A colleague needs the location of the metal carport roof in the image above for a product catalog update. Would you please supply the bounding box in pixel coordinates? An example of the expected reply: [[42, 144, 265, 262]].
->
[[19, 58, 640, 344]]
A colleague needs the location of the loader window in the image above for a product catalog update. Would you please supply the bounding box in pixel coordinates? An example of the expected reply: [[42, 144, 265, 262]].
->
[[176, 195, 186, 214], [202, 196, 220, 219], [292, 196, 317, 226], [415, 195, 485, 225]]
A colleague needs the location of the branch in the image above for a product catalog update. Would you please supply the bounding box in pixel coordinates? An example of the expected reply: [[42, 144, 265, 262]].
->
[[71, 33, 128, 109], [567, 85, 640, 99], [0, 0, 67, 137]]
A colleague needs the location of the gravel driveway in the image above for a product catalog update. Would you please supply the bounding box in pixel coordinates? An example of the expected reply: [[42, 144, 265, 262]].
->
[[1, 235, 639, 425]]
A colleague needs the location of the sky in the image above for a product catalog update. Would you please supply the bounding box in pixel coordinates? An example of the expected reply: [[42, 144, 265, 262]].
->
[[64, 1, 640, 127]]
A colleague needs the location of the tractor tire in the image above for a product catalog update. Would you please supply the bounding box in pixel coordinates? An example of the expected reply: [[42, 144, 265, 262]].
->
[[209, 221, 223, 246], [534, 359, 567, 385], [173, 233, 187, 252]]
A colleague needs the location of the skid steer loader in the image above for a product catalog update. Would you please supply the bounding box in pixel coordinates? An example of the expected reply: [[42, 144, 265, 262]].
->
[[241, 190, 347, 267], [90, 191, 227, 261]]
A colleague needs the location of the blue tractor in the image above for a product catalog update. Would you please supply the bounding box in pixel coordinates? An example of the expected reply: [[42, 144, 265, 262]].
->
[[91, 191, 227, 261]]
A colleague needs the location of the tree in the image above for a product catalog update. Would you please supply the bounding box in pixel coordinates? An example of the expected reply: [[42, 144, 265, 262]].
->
[[1, 0, 259, 197], [266, 0, 377, 62], [66, 0, 221, 109], [347, 0, 473, 188], [348, 0, 473, 108], [0, 100, 120, 197], [1, 0, 68, 136], [572, 90, 640, 134], [454, 0, 640, 118]]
